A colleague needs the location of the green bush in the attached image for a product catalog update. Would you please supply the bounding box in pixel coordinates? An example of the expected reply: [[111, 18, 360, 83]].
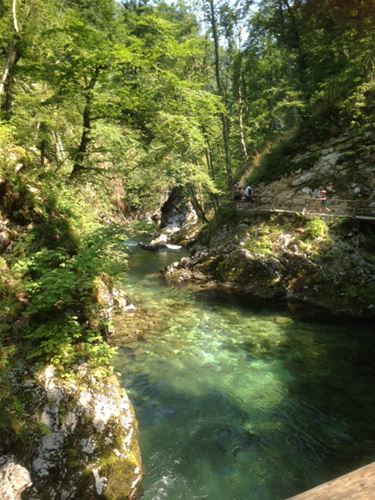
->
[[13, 226, 127, 319], [304, 218, 328, 239], [128, 220, 158, 234], [24, 318, 116, 366]]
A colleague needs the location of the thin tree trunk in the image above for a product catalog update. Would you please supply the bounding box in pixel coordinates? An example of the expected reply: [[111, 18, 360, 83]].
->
[[12, 0, 19, 32], [207, 0, 232, 191], [38, 121, 49, 167], [205, 149, 219, 213], [190, 186, 208, 222], [203, 128, 220, 211], [282, 0, 307, 93], [356, 0, 364, 36], [238, 97, 248, 161], [236, 42, 248, 162], [53, 131, 65, 163], [71, 96, 92, 177], [0, 0, 21, 119], [205, 147, 215, 181]]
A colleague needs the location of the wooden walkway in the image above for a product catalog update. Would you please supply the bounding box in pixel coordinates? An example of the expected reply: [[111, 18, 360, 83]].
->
[[288, 462, 375, 499], [236, 196, 375, 221]]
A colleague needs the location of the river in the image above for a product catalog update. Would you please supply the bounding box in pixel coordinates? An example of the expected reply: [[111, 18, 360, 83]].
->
[[113, 241, 375, 500]]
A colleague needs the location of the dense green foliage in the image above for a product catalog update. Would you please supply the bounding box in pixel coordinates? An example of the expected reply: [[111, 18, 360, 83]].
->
[[1, 1, 374, 197]]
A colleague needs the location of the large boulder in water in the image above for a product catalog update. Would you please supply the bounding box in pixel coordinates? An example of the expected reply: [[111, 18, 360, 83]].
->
[[22, 364, 142, 499]]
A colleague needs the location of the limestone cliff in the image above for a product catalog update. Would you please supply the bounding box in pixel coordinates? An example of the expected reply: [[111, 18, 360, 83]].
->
[[253, 127, 375, 207]]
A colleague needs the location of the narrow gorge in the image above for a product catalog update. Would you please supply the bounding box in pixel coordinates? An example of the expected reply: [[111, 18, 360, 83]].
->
[[1, 0, 375, 498]]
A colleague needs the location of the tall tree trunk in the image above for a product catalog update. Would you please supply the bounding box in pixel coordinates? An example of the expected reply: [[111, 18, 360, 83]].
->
[[202, 124, 220, 211], [205, 146, 215, 181], [207, 0, 232, 191], [205, 151, 219, 213], [53, 131, 65, 163], [236, 43, 248, 162], [71, 95, 92, 178], [70, 67, 100, 178], [238, 90, 248, 162], [0, 0, 21, 119], [356, 0, 364, 36]]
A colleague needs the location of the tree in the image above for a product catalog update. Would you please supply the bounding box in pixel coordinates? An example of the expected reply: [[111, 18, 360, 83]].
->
[[0, 0, 22, 119], [205, 0, 232, 191]]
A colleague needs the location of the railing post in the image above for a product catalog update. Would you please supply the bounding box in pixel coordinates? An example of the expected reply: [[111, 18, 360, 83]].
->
[[303, 198, 308, 214], [352, 200, 358, 218]]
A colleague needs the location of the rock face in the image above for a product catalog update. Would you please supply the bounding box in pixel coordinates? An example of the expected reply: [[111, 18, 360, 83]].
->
[[253, 129, 375, 211], [160, 187, 198, 231], [164, 213, 375, 317], [142, 188, 199, 250], [0, 456, 32, 500], [22, 364, 142, 499], [91, 274, 137, 335]]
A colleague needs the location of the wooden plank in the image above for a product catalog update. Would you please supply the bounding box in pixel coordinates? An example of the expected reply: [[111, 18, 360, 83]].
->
[[235, 198, 375, 220], [288, 462, 375, 500]]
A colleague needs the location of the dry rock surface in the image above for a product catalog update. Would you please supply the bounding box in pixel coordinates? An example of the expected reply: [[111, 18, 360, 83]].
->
[[254, 129, 375, 214], [0, 456, 32, 500], [4, 364, 142, 500]]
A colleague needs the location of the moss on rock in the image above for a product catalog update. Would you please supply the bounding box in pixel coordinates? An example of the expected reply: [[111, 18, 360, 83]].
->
[[167, 213, 375, 317]]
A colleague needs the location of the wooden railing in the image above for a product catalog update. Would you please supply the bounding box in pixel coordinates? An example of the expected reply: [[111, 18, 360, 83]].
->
[[288, 461, 375, 499], [236, 196, 375, 219]]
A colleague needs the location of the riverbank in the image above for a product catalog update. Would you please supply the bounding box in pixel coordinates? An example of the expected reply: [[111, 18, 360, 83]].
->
[[164, 210, 375, 318]]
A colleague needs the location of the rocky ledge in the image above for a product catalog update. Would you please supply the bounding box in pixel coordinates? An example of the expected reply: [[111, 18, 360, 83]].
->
[[164, 212, 375, 318], [1, 364, 142, 499]]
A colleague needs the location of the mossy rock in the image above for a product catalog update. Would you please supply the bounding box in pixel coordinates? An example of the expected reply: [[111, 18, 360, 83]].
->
[[273, 316, 293, 325], [103, 456, 141, 499], [195, 256, 220, 273]]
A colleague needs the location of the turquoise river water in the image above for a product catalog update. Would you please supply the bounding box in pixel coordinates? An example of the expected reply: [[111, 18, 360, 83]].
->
[[113, 242, 375, 500]]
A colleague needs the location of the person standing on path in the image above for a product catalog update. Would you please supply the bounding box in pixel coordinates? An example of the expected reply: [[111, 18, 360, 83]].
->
[[244, 185, 254, 202], [320, 187, 329, 212]]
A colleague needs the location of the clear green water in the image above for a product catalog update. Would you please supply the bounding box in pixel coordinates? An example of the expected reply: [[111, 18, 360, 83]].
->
[[114, 242, 375, 500]]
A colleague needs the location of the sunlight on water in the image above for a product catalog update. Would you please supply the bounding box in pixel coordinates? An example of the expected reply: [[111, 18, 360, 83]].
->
[[114, 243, 375, 500]]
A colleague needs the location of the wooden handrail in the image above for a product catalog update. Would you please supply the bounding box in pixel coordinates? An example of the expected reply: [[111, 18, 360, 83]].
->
[[235, 196, 375, 218]]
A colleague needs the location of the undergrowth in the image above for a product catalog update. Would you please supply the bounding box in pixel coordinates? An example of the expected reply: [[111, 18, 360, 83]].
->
[[0, 157, 128, 445]]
